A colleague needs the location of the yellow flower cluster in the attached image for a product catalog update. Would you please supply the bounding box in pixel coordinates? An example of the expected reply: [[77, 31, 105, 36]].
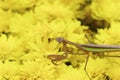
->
[[0, 0, 120, 80], [91, 0, 120, 21]]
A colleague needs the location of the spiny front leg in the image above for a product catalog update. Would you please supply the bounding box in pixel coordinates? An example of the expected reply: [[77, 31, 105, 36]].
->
[[47, 41, 68, 65]]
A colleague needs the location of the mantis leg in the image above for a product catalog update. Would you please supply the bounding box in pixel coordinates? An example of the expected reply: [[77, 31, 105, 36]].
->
[[47, 41, 68, 64], [84, 52, 92, 80]]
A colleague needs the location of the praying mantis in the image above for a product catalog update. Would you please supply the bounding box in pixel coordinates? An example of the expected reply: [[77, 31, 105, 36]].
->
[[47, 37, 120, 80], [40, 20, 120, 80]]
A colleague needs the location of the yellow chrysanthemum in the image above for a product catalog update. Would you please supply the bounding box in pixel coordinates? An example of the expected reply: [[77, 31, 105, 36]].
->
[[94, 21, 120, 80], [95, 21, 120, 44], [91, 0, 120, 21], [0, 0, 37, 11], [0, 9, 12, 33], [0, 62, 20, 80]]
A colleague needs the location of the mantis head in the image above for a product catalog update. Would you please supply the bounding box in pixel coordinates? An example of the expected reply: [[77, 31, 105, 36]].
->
[[55, 37, 64, 43]]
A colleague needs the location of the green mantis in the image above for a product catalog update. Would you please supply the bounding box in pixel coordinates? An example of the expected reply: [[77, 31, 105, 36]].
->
[[39, 20, 120, 80], [47, 37, 120, 80]]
